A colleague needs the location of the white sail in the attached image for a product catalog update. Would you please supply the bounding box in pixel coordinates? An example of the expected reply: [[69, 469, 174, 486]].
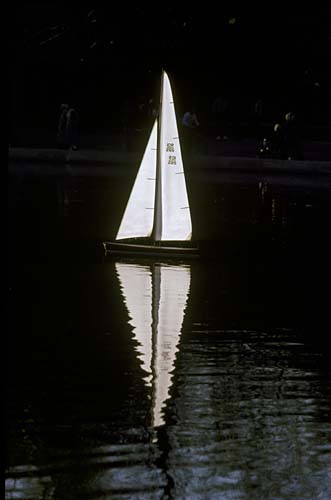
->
[[115, 263, 153, 383], [116, 120, 158, 240], [152, 264, 191, 427], [155, 71, 192, 241]]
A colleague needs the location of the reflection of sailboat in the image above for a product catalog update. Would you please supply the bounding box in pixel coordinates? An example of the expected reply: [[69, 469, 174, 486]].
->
[[103, 70, 198, 258], [115, 262, 191, 427]]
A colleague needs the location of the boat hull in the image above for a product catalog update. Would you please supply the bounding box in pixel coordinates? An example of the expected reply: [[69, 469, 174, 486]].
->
[[103, 241, 199, 259]]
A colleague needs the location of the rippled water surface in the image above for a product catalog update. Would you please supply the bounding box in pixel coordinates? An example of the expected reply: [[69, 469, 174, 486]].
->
[[7, 165, 331, 498]]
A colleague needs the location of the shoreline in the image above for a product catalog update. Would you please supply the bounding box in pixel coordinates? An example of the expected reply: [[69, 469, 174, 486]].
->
[[8, 147, 331, 177]]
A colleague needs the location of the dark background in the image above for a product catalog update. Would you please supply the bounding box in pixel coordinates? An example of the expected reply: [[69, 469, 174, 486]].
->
[[9, 4, 331, 145]]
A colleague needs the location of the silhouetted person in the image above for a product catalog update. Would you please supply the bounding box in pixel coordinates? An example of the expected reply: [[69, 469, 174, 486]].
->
[[270, 123, 283, 159], [270, 113, 303, 160], [57, 104, 79, 150], [281, 112, 303, 160], [136, 95, 148, 131], [65, 106, 79, 150], [57, 104, 69, 149], [181, 109, 199, 153], [253, 97, 264, 138], [147, 98, 157, 127], [212, 95, 230, 140], [257, 138, 272, 158]]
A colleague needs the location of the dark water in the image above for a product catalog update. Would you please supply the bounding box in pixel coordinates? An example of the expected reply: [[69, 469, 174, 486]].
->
[[7, 164, 331, 499]]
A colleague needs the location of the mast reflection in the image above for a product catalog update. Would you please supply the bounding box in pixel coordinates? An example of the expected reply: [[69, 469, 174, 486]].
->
[[115, 261, 191, 427]]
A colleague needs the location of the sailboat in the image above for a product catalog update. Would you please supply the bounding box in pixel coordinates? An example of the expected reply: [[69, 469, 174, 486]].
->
[[115, 261, 191, 427], [103, 70, 198, 258]]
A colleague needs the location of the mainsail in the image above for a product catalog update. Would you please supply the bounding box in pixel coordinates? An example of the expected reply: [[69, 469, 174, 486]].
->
[[154, 71, 192, 242], [115, 71, 192, 243], [115, 262, 191, 427]]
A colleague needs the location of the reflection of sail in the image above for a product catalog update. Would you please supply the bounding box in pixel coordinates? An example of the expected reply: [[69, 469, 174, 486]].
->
[[115, 262, 191, 427], [115, 263, 153, 383], [153, 265, 191, 427]]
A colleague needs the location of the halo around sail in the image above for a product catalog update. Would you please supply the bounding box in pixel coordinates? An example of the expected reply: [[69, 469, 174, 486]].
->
[[116, 71, 192, 243]]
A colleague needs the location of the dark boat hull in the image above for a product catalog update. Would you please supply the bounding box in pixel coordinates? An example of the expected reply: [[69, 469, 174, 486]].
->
[[103, 241, 199, 259]]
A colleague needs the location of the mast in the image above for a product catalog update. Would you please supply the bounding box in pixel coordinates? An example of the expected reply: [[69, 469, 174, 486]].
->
[[152, 69, 164, 242]]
